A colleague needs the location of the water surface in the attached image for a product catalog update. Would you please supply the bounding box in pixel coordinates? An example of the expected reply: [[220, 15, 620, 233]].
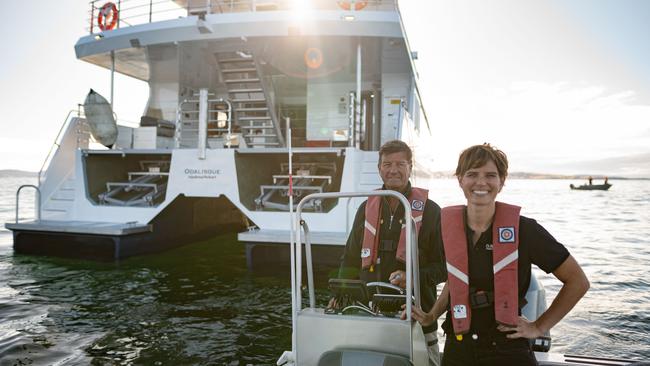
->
[[1, 176, 649, 364]]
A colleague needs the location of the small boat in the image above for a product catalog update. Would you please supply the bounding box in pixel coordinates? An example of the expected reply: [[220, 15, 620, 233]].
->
[[570, 183, 612, 191], [278, 190, 552, 366], [279, 190, 638, 366]]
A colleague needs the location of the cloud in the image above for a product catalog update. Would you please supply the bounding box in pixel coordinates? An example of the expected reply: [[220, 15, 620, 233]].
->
[[552, 153, 650, 178], [415, 81, 650, 177]]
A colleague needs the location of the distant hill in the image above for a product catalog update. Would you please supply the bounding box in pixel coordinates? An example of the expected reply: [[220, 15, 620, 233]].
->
[[552, 153, 650, 179], [415, 152, 650, 180], [418, 170, 647, 180], [0, 170, 37, 178]]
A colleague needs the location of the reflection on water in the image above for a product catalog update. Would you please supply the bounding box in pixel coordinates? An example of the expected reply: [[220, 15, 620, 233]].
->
[[0, 234, 295, 365], [1, 177, 650, 364]]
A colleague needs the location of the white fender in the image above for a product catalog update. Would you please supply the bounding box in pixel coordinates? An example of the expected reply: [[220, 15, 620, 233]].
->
[[83, 89, 118, 148]]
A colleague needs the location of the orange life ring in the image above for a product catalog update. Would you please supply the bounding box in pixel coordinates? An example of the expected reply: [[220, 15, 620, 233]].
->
[[304, 48, 323, 69], [337, 1, 368, 11], [97, 2, 119, 31]]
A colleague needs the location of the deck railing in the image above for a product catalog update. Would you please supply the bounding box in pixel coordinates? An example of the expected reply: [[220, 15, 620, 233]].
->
[[87, 0, 398, 34]]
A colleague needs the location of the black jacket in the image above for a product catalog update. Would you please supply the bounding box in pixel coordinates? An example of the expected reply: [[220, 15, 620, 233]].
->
[[337, 183, 446, 329]]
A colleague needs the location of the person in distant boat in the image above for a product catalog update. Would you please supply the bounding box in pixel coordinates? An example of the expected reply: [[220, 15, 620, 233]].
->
[[588, 176, 593, 185], [333, 140, 446, 366], [604, 176, 609, 185], [410, 143, 590, 366]]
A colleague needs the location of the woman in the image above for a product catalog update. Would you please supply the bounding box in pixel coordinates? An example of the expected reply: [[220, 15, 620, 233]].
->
[[412, 143, 589, 366]]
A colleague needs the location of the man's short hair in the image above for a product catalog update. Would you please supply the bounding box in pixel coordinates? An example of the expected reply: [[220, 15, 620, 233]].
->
[[455, 143, 508, 179], [378, 140, 413, 166]]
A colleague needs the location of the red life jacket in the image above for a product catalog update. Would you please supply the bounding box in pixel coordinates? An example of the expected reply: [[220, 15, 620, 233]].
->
[[441, 202, 521, 335], [361, 187, 429, 269]]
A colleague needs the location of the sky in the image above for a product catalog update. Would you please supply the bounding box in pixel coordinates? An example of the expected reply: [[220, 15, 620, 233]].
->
[[402, 0, 650, 177], [1, 0, 649, 177]]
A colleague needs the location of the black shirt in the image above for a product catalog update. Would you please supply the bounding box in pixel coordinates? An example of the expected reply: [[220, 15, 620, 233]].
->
[[441, 210, 570, 335], [337, 184, 446, 323]]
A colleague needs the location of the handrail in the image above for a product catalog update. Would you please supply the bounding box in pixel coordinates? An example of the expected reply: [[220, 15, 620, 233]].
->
[[254, 56, 285, 147], [174, 94, 233, 149], [15, 185, 41, 223], [293, 190, 419, 311], [292, 190, 420, 363], [86, 0, 399, 34], [38, 107, 83, 187]]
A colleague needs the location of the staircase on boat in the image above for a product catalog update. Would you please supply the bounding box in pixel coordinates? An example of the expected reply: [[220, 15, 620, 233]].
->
[[215, 51, 284, 148], [39, 117, 92, 220], [41, 176, 76, 219]]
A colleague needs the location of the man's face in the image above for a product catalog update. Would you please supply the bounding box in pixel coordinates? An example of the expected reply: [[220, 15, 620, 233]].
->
[[379, 151, 411, 191]]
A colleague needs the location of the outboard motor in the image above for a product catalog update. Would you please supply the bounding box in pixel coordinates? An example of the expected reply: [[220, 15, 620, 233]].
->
[[523, 275, 552, 352], [83, 89, 118, 148]]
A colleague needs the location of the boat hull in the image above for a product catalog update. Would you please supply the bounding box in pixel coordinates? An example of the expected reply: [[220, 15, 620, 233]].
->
[[9, 195, 247, 261], [570, 183, 612, 191]]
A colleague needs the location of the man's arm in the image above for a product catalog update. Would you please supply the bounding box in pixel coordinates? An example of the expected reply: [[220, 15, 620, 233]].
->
[[337, 202, 366, 279], [328, 203, 366, 309], [410, 282, 449, 326], [394, 199, 446, 313]]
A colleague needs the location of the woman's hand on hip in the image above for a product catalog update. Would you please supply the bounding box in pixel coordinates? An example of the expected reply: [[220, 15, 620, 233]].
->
[[497, 316, 544, 339]]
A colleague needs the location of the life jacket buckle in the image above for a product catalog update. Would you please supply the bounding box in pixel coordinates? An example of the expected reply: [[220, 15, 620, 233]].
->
[[470, 290, 494, 309]]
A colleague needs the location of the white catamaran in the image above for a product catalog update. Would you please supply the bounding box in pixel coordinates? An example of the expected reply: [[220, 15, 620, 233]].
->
[[6, 0, 430, 264]]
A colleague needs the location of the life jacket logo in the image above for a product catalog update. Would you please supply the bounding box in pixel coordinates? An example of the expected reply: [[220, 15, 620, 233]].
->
[[361, 248, 371, 258], [453, 304, 467, 319], [411, 199, 424, 211], [498, 227, 515, 243]]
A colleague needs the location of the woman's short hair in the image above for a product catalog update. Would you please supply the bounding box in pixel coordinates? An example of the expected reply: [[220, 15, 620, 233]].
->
[[378, 140, 412, 165], [455, 143, 508, 179]]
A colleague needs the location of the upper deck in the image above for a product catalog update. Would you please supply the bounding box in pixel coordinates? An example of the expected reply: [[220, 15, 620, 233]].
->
[[73, 0, 427, 152], [76, 0, 404, 79]]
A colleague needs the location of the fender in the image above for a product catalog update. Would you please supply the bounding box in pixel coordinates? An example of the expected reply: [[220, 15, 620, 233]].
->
[[83, 89, 118, 148]]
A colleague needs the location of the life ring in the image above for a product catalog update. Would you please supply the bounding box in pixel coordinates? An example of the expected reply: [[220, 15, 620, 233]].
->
[[97, 2, 119, 31], [337, 1, 368, 11], [304, 48, 323, 69]]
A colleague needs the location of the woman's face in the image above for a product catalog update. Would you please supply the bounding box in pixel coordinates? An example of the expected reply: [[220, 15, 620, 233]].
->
[[458, 159, 505, 207]]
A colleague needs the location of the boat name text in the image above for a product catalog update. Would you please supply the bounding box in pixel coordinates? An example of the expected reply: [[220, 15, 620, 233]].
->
[[184, 168, 222, 179]]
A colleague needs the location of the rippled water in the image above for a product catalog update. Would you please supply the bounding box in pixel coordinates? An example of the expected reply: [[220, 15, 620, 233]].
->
[[1, 176, 649, 364]]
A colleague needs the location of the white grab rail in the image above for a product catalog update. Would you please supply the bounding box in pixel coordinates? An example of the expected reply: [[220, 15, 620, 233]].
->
[[15, 185, 41, 223]]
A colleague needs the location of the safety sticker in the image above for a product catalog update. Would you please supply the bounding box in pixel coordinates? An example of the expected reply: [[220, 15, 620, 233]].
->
[[411, 199, 424, 211], [453, 304, 467, 319], [498, 227, 515, 243]]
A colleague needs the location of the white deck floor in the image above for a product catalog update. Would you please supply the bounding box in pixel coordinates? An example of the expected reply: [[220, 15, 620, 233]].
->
[[5, 220, 152, 236]]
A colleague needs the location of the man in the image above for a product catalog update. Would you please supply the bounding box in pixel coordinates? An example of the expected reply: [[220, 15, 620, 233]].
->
[[335, 140, 445, 366]]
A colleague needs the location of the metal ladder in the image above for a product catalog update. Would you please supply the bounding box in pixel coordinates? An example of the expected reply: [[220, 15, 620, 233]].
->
[[215, 51, 284, 148]]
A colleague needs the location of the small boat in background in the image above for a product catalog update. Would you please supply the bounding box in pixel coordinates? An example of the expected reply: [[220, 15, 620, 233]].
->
[[570, 183, 612, 191]]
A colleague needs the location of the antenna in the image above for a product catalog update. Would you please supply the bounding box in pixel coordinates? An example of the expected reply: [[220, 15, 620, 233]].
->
[[287, 116, 297, 361]]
